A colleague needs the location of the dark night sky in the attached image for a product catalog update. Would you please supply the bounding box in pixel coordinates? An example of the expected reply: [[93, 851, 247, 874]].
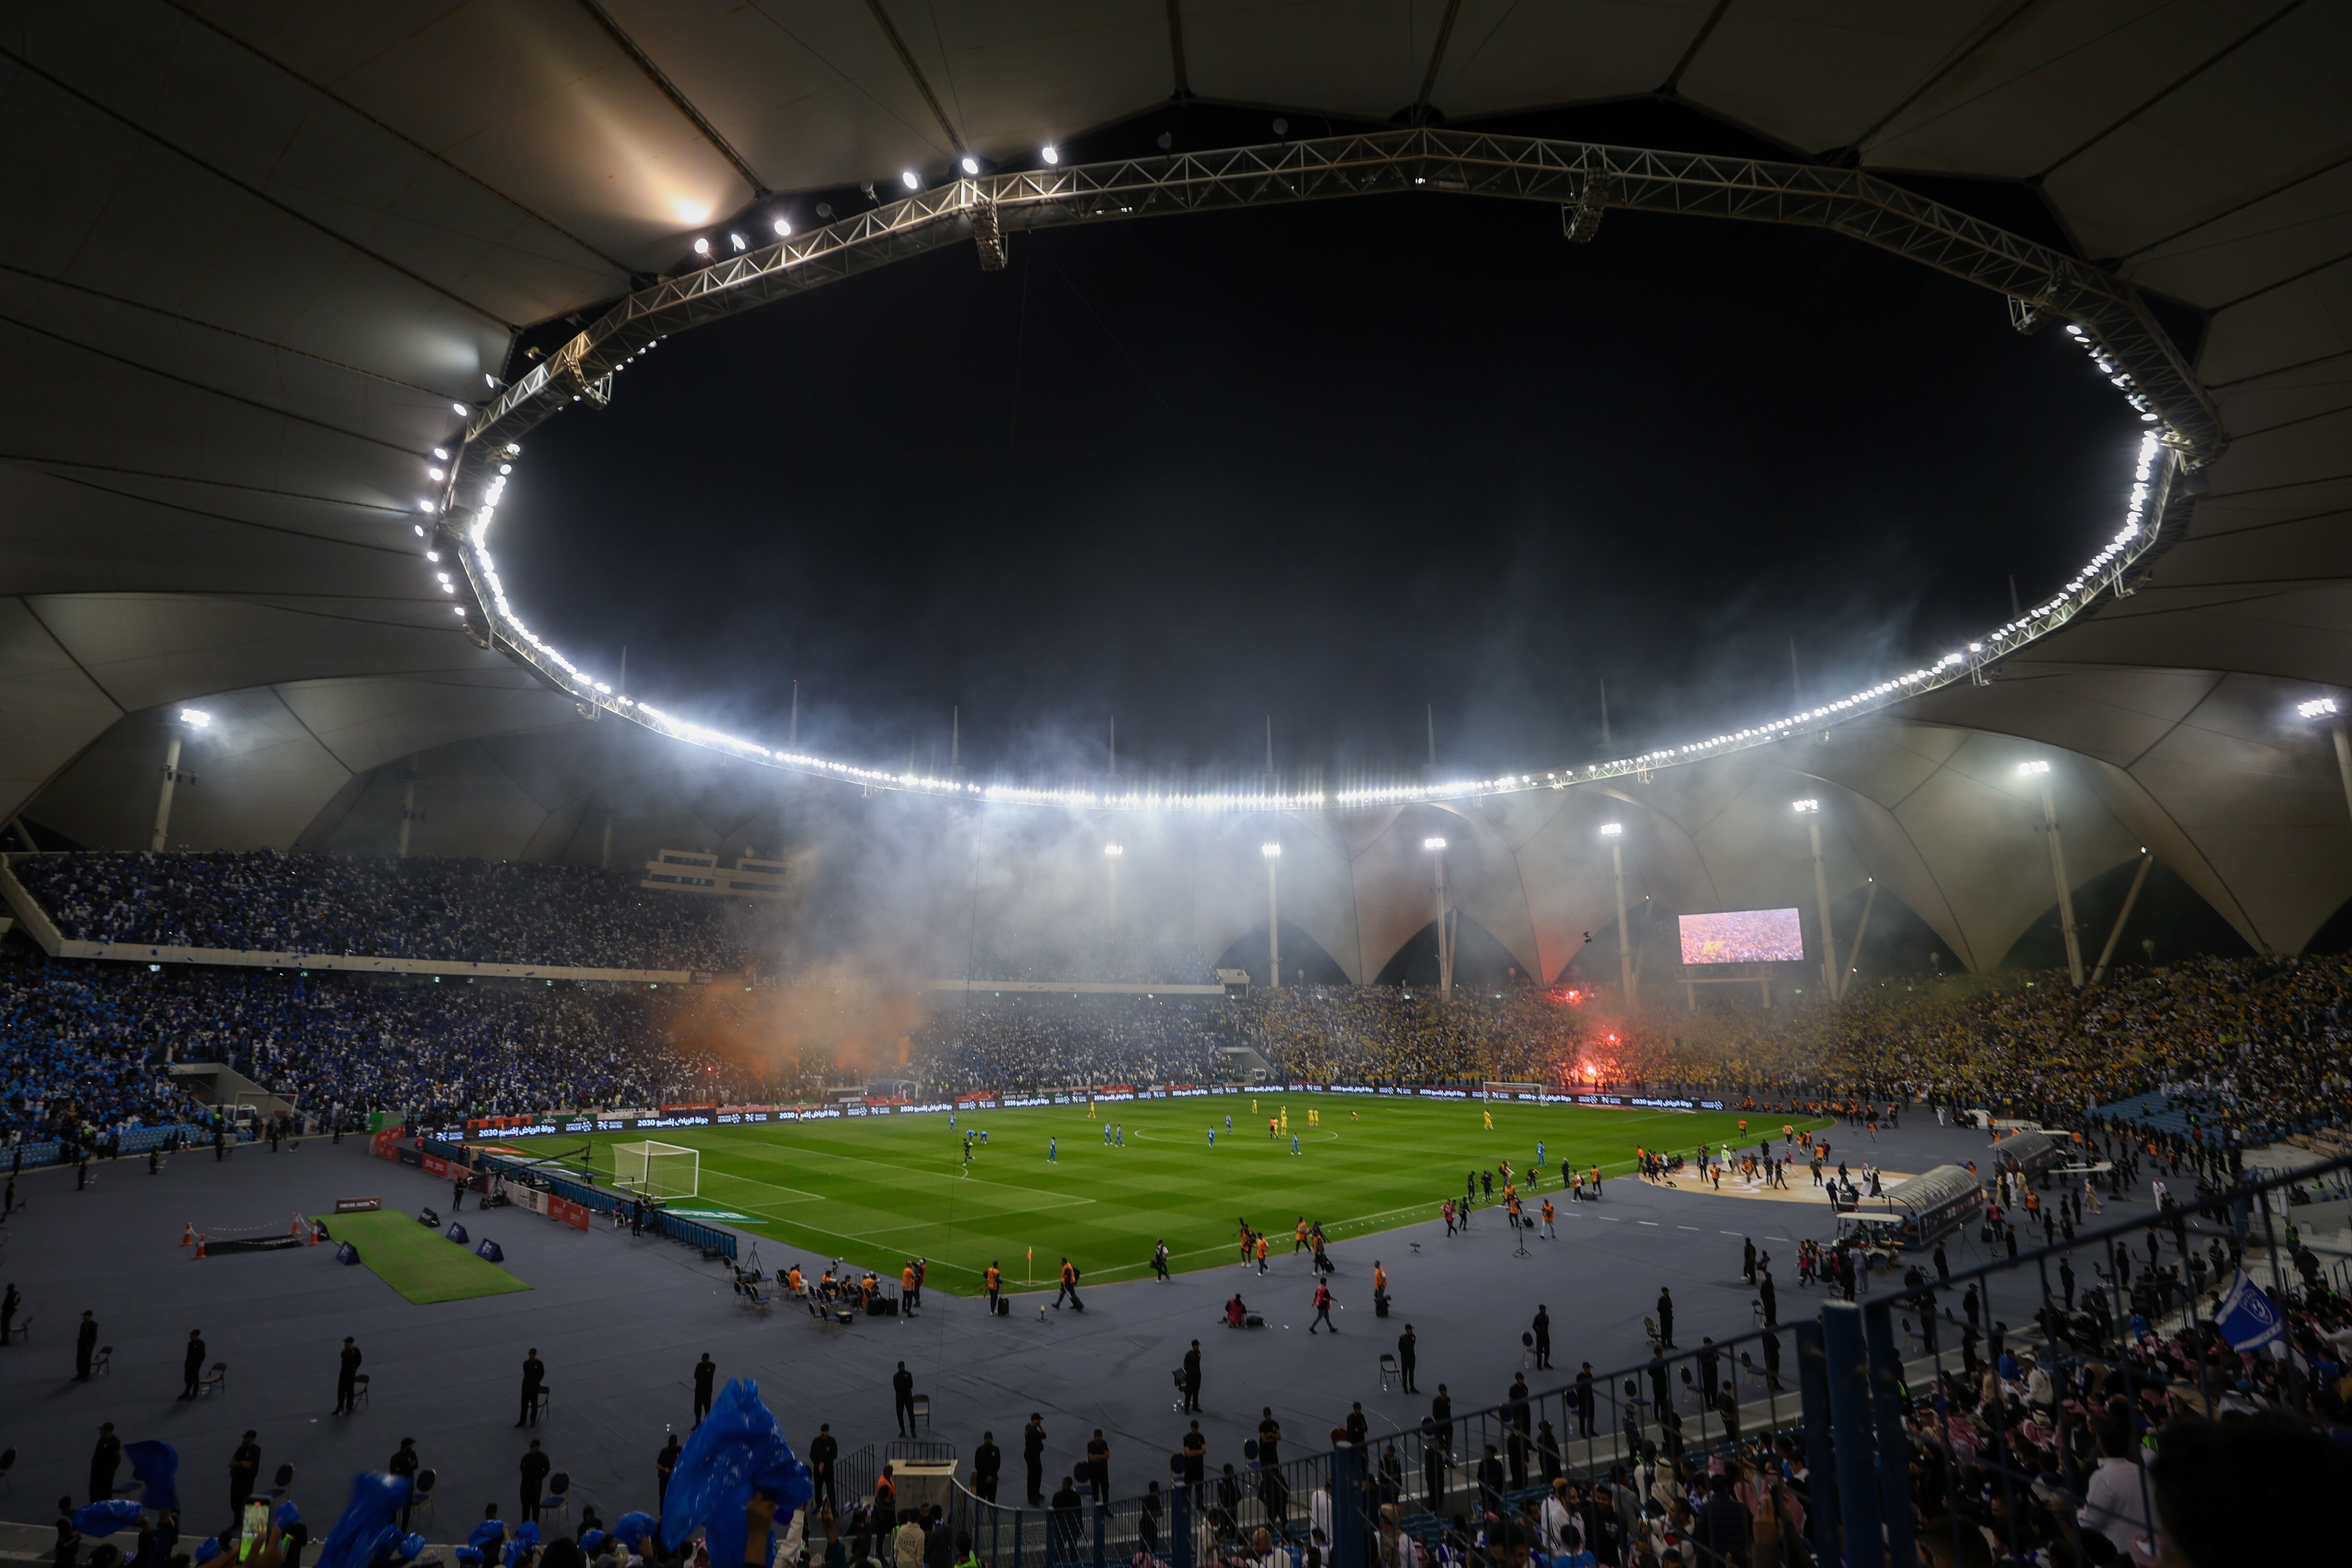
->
[[496, 169, 2146, 792]]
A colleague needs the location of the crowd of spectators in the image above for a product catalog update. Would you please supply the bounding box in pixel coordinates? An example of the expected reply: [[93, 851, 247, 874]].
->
[[17, 851, 762, 972], [0, 945, 759, 1144], [1233, 986, 1581, 1085], [913, 995, 1235, 1092], [1596, 956, 2352, 1145]]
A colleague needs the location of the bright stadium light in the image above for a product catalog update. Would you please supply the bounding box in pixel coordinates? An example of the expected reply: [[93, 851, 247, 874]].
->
[[432, 447, 449, 461], [444, 369, 2171, 810], [1103, 843, 1124, 857], [178, 708, 211, 728], [1791, 798, 1819, 814], [2300, 697, 2338, 719], [427, 467, 444, 481], [1599, 822, 1623, 838], [1261, 842, 1281, 858], [692, 237, 711, 255], [1423, 837, 1447, 851], [900, 170, 921, 190], [2017, 759, 2051, 777], [729, 232, 747, 252], [960, 156, 979, 175], [451, 402, 468, 416], [1041, 144, 1059, 165], [773, 218, 792, 237]]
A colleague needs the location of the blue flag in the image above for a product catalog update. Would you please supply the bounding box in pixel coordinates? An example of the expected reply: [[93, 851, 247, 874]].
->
[[2214, 1268, 2286, 1351], [315, 1474, 413, 1568], [124, 1441, 180, 1514], [658, 1379, 814, 1567], [75, 1502, 145, 1537]]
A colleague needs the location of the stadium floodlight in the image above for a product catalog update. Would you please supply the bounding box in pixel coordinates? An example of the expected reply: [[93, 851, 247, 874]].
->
[[729, 232, 747, 252], [178, 708, 211, 728], [773, 217, 792, 236], [1791, 798, 1819, 814], [1103, 842, 1123, 857], [692, 237, 711, 255], [1261, 842, 1281, 858], [425, 550, 440, 562], [1042, 144, 1059, 164], [900, 170, 921, 190], [2299, 697, 2338, 719], [2017, 759, 2051, 777], [1599, 822, 1623, 838], [960, 156, 980, 175], [1423, 837, 1447, 851], [450, 402, 468, 416], [432, 447, 449, 460], [427, 466, 444, 481]]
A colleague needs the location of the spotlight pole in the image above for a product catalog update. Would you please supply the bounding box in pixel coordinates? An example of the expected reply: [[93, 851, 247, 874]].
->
[[152, 730, 183, 852], [1602, 823, 1632, 1006], [1793, 799, 1836, 1000], [152, 708, 208, 851], [1424, 836, 1453, 1003], [2019, 759, 2084, 988], [1262, 840, 1282, 989], [2296, 698, 2352, 836]]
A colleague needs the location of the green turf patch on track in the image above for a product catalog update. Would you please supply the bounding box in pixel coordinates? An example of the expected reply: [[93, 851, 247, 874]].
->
[[314, 1209, 532, 1305], [574, 1093, 1829, 1295]]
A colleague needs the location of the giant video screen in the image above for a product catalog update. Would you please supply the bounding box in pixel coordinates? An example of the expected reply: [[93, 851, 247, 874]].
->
[[1678, 907, 1805, 965]]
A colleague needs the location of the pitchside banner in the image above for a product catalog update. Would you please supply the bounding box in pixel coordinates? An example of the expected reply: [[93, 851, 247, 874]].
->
[[419, 1083, 1719, 1142]]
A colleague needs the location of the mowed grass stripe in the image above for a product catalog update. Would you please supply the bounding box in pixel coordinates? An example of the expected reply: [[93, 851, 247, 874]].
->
[[576, 1096, 1822, 1294]]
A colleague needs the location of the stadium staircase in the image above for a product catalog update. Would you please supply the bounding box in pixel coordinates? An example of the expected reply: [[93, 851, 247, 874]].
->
[[170, 1060, 299, 1124]]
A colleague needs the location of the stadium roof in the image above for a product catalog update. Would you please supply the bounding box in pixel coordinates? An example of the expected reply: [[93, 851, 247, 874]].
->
[[5, 0, 2350, 973]]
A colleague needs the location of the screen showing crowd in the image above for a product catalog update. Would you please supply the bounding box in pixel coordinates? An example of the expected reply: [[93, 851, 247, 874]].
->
[[1678, 907, 1805, 965]]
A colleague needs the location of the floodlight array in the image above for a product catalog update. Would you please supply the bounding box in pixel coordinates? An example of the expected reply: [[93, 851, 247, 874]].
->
[[424, 135, 2196, 816]]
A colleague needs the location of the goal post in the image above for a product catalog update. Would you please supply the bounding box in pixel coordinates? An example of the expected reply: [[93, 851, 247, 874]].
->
[[1482, 1081, 1544, 1100], [613, 1140, 700, 1200]]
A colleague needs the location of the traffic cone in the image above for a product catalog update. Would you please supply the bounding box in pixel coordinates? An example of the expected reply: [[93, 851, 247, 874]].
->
[[309, 1221, 322, 1246], [291, 1217, 302, 1237], [194, 1235, 207, 1260], [181, 1222, 194, 1247]]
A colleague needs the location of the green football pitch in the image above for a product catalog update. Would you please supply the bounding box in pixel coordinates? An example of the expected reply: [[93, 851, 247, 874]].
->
[[560, 1094, 1819, 1295], [313, 1208, 533, 1304]]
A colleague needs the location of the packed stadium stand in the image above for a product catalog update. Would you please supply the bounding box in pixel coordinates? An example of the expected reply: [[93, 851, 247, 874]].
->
[[12, 850, 758, 972]]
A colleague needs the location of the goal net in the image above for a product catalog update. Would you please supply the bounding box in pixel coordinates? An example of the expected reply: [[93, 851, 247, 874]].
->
[[613, 1140, 700, 1200], [1483, 1081, 1545, 1099]]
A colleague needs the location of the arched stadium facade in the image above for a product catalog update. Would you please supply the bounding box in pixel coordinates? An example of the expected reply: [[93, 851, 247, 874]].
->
[[5, 1, 2351, 978]]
